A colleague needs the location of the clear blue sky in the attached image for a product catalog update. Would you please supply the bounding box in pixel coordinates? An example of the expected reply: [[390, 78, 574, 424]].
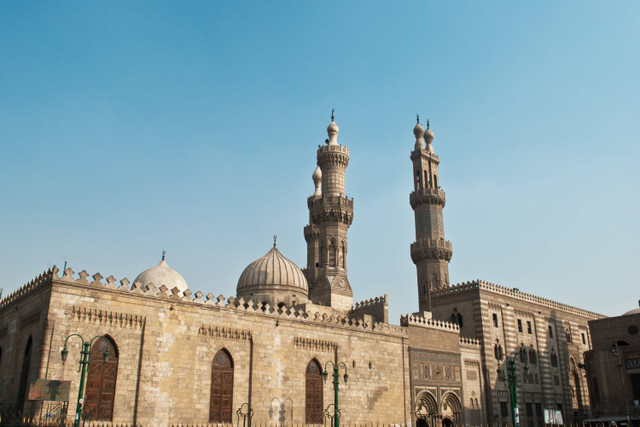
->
[[1, 1, 638, 322]]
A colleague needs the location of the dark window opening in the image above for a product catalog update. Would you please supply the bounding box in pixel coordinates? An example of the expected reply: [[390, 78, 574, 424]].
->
[[518, 319, 523, 333], [493, 313, 499, 328], [17, 336, 32, 404], [500, 402, 509, 417], [527, 321, 532, 334], [630, 373, 640, 400], [549, 325, 554, 338], [581, 333, 586, 344]]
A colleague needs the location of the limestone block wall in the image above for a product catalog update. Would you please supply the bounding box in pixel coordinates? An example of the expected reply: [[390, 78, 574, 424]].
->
[[0, 269, 53, 404], [28, 267, 412, 427]]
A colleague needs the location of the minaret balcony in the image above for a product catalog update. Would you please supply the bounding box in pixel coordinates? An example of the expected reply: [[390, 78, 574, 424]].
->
[[310, 195, 354, 225], [410, 188, 446, 208], [410, 238, 453, 262], [317, 145, 350, 168]]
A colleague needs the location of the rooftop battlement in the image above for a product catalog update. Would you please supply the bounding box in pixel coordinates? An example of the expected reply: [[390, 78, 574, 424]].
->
[[431, 279, 604, 319], [1, 266, 407, 337], [399, 313, 460, 332]]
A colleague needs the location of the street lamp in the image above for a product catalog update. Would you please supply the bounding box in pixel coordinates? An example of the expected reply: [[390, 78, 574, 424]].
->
[[61, 334, 111, 427], [323, 361, 348, 427], [496, 345, 529, 427]]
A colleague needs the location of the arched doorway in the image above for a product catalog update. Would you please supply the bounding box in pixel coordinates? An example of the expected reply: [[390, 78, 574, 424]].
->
[[84, 336, 118, 421], [209, 349, 234, 422], [441, 392, 462, 427], [416, 391, 438, 427], [305, 359, 323, 424]]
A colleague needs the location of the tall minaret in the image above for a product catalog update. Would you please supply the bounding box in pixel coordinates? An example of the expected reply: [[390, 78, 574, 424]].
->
[[410, 117, 452, 313], [304, 112, 354, 311]]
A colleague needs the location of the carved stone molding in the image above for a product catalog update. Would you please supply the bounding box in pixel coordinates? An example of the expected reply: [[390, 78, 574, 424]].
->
[[70, 305, 146, 329], [198, 325, 252, 342], [294, 336, 337, 352]]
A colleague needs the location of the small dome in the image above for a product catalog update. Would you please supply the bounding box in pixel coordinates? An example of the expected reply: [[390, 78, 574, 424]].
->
[[312, 166, 322, 182], [327, 121, 339, 135], [413, 122, 425, 140], [312, 166, 322, 197], [237, 245, 308, 294], [623, 300, 640, 315], [424, 127, 434, 145], [134, 257, 188, 293], [327, 110, 339, 145]]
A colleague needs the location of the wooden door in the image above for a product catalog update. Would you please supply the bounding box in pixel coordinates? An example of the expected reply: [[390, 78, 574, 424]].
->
[[84, 337, 118, 421], [210, 350, 234, 422], [305, 360, 323, 424]]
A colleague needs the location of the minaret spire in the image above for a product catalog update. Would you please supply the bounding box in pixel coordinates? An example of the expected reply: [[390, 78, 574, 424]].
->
[[409, 117, 452, 313], [303, 114, 354, 312]]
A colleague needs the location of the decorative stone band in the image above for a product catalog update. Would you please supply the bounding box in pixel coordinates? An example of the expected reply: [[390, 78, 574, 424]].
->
[[3, 265, 407, 337], [410, 148, 440, 163], [431, 280, 605, 319], [198, 325, 252, 342], [410, 239, 453, 262], [409, 188, 446, 208], [70, 306, 146, 329], [294, 336, 338, 352], [317, 144, 350, 168], [310, 195, 354, 226], [399, 313, 460, 332]]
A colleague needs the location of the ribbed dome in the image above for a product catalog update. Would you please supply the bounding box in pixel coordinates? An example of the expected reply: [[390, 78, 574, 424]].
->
[[134, 258, 188, 293], [237, 245, 308, 293]]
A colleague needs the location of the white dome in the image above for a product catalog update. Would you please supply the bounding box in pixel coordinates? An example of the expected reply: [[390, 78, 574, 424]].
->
[[237, 246, 308, 294], [134, 259, 188, 293]]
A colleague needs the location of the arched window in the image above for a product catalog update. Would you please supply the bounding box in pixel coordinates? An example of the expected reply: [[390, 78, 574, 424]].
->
[[529, 349, 537, 365], [550, 350, 559, 368], [457, 313, 463, 327], [17, 336, 32, 404], [210, 349, 233, 423], [305, 359, 323, 424], [84, 336, 118, 421]]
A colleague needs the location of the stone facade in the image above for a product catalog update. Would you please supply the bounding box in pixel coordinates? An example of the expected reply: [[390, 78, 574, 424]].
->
[[583, 304, 640, 422]]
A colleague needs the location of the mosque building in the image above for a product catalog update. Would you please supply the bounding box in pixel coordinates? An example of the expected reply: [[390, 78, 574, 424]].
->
[[0, 115, 603, 427]]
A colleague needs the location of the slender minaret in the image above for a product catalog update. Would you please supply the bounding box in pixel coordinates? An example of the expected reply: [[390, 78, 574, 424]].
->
[[410, 116, 452, 313], [304, 112, 354, 311]]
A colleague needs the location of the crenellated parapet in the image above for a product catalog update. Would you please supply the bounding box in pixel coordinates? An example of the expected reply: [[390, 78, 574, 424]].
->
[[431, 279, 605, 318], [460, 336, 482, 347], [351, 294, 388, 324], [14, 265, 406, 337], [410, 239, 453, 262], [400, 313, 460, 332], [0, 266, 57, 310]]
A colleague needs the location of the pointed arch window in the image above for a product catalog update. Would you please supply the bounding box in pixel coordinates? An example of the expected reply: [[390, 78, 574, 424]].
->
[[305, 359, 323, 424], [210, 349, 234, 423], [84, 336, 118, 421], [17, 336, 32, 404]]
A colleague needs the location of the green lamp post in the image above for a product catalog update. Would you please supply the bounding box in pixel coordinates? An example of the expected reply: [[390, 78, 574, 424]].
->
[[61, 334, 110, 427], [323, 361, 348, 427], [497, 345, 529, 427]]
